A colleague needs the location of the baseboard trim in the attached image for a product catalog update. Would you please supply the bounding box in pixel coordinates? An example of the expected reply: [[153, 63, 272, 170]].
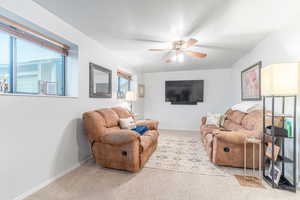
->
[[159, 128, 199, 132], [13, 155, 92, 200]]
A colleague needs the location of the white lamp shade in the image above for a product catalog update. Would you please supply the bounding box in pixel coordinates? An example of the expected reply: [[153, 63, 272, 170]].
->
[[125, 91, 137, 101], [261, 63, 300, 96]]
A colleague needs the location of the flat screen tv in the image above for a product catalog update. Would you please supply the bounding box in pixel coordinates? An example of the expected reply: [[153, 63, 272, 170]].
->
[[165, 80, 204, 104]]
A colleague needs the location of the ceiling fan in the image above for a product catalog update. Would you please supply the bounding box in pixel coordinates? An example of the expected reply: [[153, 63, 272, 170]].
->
[[148, 38, 207, 63]]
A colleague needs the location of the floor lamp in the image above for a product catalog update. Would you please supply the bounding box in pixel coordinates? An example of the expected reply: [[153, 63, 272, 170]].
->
[[261, 62, 299, 192], [126, 91, 136, 113]]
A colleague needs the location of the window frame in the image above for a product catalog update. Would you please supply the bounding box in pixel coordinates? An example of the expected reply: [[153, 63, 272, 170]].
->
[[0, 33, 66, 96], [117, 72, 131, 99]]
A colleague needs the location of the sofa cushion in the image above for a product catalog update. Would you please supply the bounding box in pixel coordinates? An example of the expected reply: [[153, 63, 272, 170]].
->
[[223, 120, 243, 131], [82, 111, 107, 142], [206, 112, 222, 127], [241, 110, 262, 131], [119, 117, 136, 129], [96, 109, 119, 128], [105, 127, 121, 133], [101, 130, 140, 146], [226, 110, 246, 125], [112, 107, 132, 118]]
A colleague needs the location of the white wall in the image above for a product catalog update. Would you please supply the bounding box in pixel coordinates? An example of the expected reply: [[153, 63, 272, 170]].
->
[[231, 28, 300, 104], [144, 69, 232, 131], [0, 1, 143, 200], [230, 28, 300, 185]]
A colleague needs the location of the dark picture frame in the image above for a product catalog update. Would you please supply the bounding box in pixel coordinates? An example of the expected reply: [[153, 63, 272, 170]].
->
[[89, 62, 112, 98], [268, 165, 282, 185], [265, 142, 280, 161], [241, 61, 261, 101], [138, 84, 145, 98]]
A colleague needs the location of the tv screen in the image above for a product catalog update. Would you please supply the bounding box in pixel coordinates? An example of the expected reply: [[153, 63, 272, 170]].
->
[[165, 80, 204, 104]]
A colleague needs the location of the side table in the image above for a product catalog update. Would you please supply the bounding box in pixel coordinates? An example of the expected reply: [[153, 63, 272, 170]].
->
[[244, 137, 262, 178]]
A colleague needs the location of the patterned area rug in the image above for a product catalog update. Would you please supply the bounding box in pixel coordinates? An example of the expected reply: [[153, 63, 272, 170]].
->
[[145, 134, 230, 176]]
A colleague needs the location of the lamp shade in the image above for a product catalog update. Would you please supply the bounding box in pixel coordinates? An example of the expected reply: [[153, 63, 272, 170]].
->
[[261, 63, 300, 96], [125, 91, 137, 101]]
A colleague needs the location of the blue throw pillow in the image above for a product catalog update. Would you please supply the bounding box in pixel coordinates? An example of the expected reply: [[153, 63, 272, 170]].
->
[[131, 125, 149, 135]]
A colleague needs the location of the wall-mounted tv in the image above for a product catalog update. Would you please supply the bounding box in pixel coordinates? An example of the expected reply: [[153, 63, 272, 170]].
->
[[165, 80, 204, 105]]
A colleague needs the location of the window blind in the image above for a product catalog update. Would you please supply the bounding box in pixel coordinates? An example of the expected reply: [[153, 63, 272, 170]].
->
[[0, 15, 69, 56], [117, 69, 132, 80]]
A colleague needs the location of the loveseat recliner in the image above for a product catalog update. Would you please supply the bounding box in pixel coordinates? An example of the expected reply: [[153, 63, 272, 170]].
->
[[200, 109, 283, 168], [83, 107, 159, 172]]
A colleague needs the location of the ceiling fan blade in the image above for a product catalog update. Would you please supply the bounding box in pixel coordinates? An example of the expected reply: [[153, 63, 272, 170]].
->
[[185, 50, 207, 58], [194, 44, 244, 52], [185, 38, 198, 48], [133, 38, 168, 43], [148, 48, 170, 51]]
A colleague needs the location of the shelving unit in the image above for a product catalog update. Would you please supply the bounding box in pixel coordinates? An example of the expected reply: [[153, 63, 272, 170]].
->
[[265, 114, 294, 118], [262, 95, 297, 192]]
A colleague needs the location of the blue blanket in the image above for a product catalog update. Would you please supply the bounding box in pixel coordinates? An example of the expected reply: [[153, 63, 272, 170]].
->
[[131, 125, 149, 135]]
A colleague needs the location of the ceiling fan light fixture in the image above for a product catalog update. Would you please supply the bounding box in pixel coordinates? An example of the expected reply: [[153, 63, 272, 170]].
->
[[171, 55, 177, 62], [178, 53, 184, 63], [148, 38, 206, 63]]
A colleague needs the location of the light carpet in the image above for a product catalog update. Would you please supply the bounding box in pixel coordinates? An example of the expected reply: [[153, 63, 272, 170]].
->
[[145, 133, 229, 176], [24, 130, 299, 200]]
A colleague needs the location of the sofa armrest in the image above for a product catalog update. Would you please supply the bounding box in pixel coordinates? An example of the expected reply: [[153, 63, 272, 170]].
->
[[136, 120, 159, 130], [212, 129, 231, 136], [215, 131, 246, 145], [201, 116, 207, 126], [101, 130, 140, 146]]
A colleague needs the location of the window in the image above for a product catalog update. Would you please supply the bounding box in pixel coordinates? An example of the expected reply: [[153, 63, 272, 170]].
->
[[0, 16, 68, 96], [15, 39, 65, 95], [117, 70, 131, 98], [0, 32, 11, 93]]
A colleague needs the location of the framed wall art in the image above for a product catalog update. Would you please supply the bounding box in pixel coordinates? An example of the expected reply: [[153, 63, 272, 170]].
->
[[138, 84, 145, 98], [241, 61, 261, 101]]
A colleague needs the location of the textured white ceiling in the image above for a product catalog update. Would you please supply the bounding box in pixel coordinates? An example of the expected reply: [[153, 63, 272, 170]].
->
[[34, 0, 300, 72]]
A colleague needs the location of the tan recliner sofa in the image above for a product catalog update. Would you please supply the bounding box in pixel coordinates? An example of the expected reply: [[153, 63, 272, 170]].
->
[[83, 107, 159, 172], [200, 109, 283, 168]]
